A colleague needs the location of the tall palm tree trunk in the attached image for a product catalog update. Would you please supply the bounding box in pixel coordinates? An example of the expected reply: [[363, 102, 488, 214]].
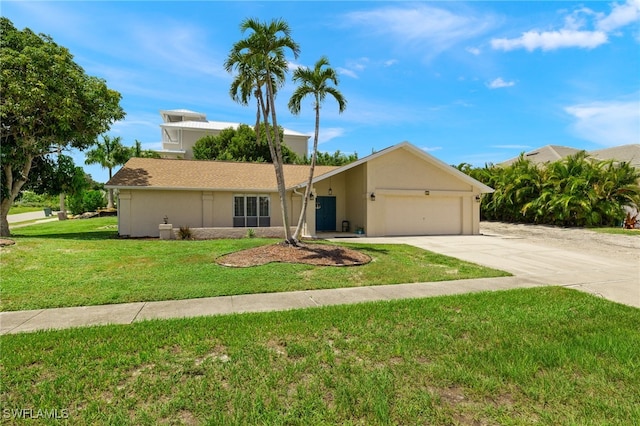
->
[[264, 76, 294, 244], [292, 101, 320, 241]]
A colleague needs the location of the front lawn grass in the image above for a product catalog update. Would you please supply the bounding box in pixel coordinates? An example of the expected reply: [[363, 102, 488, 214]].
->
[[591, 227, 640, 235], [2, 287, 638, 425], [0, 218, 508, 311], [7, 205, 47, 215]]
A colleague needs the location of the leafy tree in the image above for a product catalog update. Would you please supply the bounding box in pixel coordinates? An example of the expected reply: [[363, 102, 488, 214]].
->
[[68, 189, 106, 215], [85, 135, 130, 208], [192, 124, 298, 163], [299, 150, 358, 166], [20, 153, 89, 215], [131, 140, 161, 159], [288, 56, 346, 241], [0, 17, 124, 236], [225, 18, 300, 244]]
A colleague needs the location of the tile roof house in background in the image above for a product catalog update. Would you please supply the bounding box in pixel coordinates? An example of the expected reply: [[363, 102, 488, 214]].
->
[[156, 109, 310, 159], [107, 142, 493, 238], [500, 144, 640, 168]]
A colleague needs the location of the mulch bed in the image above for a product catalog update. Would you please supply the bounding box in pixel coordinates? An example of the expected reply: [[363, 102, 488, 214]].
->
[[217, 242, 371, 267]]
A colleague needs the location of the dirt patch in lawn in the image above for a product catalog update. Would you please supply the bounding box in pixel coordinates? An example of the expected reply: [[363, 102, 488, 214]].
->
[[0, 239, 15, 247], [217, 242, 371, 267]]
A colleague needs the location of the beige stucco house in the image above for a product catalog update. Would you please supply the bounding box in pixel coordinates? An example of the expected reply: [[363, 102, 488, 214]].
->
[[156, 109, 310, 159], [106, 142, 493, 238]]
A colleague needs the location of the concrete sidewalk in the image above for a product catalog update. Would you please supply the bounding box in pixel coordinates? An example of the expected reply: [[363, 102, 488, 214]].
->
[[0, 276, 541, 335], [7, 210, 58, 228], [2, 234, 638, 335], [7, 210, 48, 223]]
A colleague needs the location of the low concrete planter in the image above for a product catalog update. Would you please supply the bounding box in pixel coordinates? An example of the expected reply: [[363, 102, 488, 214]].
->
[[159, 223, 175, 240], [173, 227, 297, 240]]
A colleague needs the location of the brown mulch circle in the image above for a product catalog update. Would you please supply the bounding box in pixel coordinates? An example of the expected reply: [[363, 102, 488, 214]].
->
[[0, 239, 15, 247], [217, 242, 371, 267]]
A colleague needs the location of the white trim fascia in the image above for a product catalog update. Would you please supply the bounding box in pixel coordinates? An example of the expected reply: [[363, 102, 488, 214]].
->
[[154, 149, 186, 154], [104, 185, 281, 192]]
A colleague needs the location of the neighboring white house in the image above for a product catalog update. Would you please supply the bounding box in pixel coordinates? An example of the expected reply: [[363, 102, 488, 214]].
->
[[107, 142, 494, 238], [155, 109, 310, 159]]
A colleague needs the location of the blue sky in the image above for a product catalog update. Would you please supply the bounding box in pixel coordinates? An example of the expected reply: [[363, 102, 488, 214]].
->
[[4, 1, 639, 183]]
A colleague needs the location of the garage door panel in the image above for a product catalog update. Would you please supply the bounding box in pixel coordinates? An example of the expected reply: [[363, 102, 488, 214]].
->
[[384, 196, 461, 236]]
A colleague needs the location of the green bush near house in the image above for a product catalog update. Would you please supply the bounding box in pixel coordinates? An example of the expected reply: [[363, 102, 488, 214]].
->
[[465, 152, 640, 227], [68, 190, 107, 215]]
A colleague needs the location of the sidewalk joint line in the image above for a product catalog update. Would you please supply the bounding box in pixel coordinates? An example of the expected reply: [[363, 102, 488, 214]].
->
[[131, 302, 147, 323], [1, 310, 44, 335]]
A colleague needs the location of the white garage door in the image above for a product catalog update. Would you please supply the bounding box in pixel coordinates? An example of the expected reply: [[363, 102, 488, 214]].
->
[[384, 196, 462, 236]]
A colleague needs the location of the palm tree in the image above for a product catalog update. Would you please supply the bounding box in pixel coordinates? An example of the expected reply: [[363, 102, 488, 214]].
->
[[225, 18, 300, 244], [85, 135, 130, 209], [288, 56, 346, 241]]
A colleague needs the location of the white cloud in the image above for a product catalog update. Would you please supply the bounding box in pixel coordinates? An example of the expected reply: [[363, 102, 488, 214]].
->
[[492, 1, 640, 52], [384, 59, 398, 67], [466, 47, 481, 55], [564, 97, 640, 146], [337, 58, 369, 78], [487, 77, 515, 89], [344, 4, 497, 60], [421, 146, 443, 152], [597, 0, 640, 32], [492, 29, 608, 51], [317, 128, 346, 144], [337, 67, 359, 79]]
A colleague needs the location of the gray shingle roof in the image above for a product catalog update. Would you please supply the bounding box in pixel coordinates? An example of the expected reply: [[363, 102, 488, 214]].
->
[[500, 144, 640, 168]]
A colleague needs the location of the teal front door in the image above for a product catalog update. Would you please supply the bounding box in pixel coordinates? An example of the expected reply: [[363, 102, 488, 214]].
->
[[316, 196, 336, 231]]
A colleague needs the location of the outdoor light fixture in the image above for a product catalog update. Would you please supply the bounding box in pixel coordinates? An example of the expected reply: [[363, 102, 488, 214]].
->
[[328, 187, 333, 195], [309, 192, 315, 200], [475, 195, 482, 202], [370, 192, 376, 201]]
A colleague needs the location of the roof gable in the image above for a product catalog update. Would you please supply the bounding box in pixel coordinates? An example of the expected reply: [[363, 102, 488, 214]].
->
[[300, 141, 494, 193], [589, 144, 640, 168]]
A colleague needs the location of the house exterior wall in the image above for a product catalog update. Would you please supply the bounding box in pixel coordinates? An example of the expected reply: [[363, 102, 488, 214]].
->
[[364, 148, 481, 236], [345, 164, 367, 232], [117, 188, 300, 237]]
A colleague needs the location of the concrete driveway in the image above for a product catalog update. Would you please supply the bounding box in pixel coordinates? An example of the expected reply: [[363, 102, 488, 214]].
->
[[346, 233, 639, 309]]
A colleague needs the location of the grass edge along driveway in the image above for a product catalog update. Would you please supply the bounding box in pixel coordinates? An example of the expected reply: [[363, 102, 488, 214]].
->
[[2, 287, 639, 425], [1, 217, 509, 312]]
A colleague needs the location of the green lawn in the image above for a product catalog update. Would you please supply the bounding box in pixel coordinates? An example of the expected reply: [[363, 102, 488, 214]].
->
[[2, 287, 638, 425], [591, 227, 640, 235], [1, 218, 509, 311], [7, 205, 48, 215]]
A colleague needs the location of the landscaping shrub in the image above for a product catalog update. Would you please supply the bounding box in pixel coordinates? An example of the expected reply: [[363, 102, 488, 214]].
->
[[13, 191, 58, 210], [464, 152, 640, 227], [178, 226, 193, 240], [68, 190, 107, 215]]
